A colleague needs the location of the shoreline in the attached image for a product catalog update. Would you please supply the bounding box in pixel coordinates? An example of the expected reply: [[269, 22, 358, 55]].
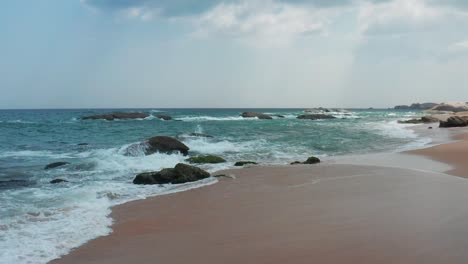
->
[[51, 127, 468, 264]]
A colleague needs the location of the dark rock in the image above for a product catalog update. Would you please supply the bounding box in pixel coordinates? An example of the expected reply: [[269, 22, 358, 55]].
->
[[77, 143, 89, 146], [81, 112, 149, 121], [272, 115, 285, 118], [186, 155, 226, 164], [303, 156, 321, 164], [133, 163, 210, 185], [398, 116, 439, 124], [428, 127, 433, 129], [44, 162, 70, 170], [146, 136, 189, 156], [290, 156, 321, 165], [439, 116, 468, 128], [155, 114, 173, 121], [297, 114, 336, 120], [240, 112, 273, 120], [50, 179, 68, 184], [234, 161, 258, 166], [188, 133, 214, 138]]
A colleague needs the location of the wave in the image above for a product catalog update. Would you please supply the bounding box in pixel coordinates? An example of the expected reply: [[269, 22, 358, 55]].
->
[[0, 150, 73, 159]]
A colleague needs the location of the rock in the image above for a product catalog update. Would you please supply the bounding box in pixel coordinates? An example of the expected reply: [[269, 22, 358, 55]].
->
[[394, 103, 438, 110], [44, 162, 70, 170], [290, 156, 321, 165], [429, 102, 468, 113], [398, 116, 439, 124], [240, 112, 273, 120], [188, 133, 214, 138], [145, 136, 189, 156], [234, 161, 258, 166], [81, 112, 149, 120], [186, 155, 226, 164], [297, 114, 336, 120], [439, 116, 468, 128], [77, 143, 89, 146], [428, 127, 433, 129], [50, 179, 68, 184], [155, 114, 173, 121], [133, 163, 210, 185], [303, 156, 321, 164], [272, 115, 285, 118]]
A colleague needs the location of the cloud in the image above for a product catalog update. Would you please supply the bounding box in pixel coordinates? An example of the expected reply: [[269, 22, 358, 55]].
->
[[449, 40, 468, 52], [192, 1, 328, 43]]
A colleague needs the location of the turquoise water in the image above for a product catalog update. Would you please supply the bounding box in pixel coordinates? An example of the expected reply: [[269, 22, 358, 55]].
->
[[0, 108, 428, 263]]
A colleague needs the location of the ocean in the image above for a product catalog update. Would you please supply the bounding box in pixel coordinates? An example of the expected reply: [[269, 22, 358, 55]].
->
[[0, 108, 429, 263]]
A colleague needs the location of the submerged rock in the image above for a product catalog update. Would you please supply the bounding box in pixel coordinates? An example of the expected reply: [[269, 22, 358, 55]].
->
[[297, 114, 336, 120], [145, 136, 189, 156], [439, 116, 468, 128], [234, 161, 258, 166], [240, 112, 273, 120], [133, 163, 210, 185], [186, 155, 226, 164], [50, 179, 68, 184], [187, 133, 214, 138], [44, 162, 70, 170], [81, 112, 149, 121], [155, 114, 173, 121]]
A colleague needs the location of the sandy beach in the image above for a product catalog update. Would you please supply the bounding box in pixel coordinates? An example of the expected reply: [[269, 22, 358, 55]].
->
[[52, 129, 468, 264]]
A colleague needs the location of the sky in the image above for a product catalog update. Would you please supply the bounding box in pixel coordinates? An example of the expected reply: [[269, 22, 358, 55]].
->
[[0, 0, 467, 109]]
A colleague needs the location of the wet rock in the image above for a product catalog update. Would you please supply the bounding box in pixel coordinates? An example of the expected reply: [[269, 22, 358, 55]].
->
[[145, 136, 189, 156], [439, 116, 468, 128], [398, 116, 439, 124], [272, 115, 285, 118], [133, 163, 210, 185], [186, 155, 226, 164], [50, 179, 68, 184], [81, 112, 149, 121], [44, 162, 70, 170], [188, 133, 214, 138], [77, 143, 89, 146], [290, 156, 321, 165], [297, 114, 336, 120], [240, 112, 273, 120], [155, 114, 173, 121], [234, 161, 258, 166]]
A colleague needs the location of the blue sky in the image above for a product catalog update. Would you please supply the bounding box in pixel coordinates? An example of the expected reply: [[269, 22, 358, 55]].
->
[[1, 0, 467, 108]]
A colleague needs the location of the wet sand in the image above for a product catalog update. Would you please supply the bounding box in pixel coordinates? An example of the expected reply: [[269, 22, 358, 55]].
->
[[52, 132, 468, 264]]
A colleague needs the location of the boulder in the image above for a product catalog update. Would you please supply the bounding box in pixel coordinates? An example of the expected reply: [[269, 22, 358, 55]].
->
[[297, 114, 336, 120], [50, 179, 68, 184], [439, 116, 468, 128], [81, 112, 149, 120], [240, 112, 273, 120], [133, 163, 210, 185], [234, 161, 258, 166], [145, 136, 189, 156], [155, 114, 173, 121], [303, 156, 321, 164], [186, 155, 226, 164], [429, 102, 468, 113], [44, 162, 70, 170]]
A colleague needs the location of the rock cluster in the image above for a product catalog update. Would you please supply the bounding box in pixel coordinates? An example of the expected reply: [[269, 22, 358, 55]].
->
[[439, 116, 468, 128], [297, 114, 336, 120], [133, 163, 210, 185], [81, 112, 149, 120], [240, 112, 273, 119]]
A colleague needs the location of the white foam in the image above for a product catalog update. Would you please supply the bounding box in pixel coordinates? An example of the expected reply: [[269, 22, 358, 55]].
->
[[0, 150, 73, 159]]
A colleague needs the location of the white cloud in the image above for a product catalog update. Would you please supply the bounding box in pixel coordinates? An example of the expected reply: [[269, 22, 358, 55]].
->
[[358, 0, 443, 35], [449, 40, 468, 52], [191, 0, 332, 45]]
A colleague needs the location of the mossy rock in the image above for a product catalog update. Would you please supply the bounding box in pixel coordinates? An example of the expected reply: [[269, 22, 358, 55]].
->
[[186, 155, 226, 164], [234, 161, 258, 166]]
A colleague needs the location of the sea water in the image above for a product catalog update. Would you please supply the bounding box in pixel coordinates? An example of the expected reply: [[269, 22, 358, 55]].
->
[[0, 108, 429, 263]]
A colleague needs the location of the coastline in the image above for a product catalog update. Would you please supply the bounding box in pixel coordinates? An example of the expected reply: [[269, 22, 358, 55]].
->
[[51, 127, 468, 264]]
